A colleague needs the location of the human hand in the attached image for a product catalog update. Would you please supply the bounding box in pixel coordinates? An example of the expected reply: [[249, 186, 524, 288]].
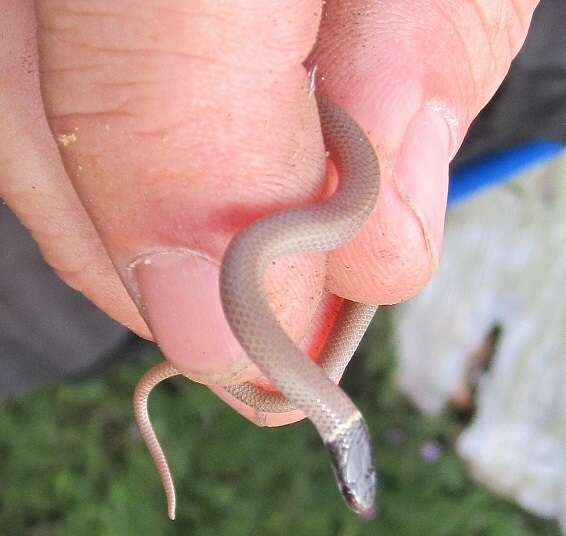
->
[[0, 0, 539, 425]]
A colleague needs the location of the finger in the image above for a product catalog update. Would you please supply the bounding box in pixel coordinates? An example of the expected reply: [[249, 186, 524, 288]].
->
[[35, 0, 329, 402], [0, 0, 149, 337], [210, 385, 305, 427], [308, 0, 540, 304]]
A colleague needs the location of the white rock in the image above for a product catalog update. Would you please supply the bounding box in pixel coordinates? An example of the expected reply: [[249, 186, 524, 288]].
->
[[395, 152, 566, 526]]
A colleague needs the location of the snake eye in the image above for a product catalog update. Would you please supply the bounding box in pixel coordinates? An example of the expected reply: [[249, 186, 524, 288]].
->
[[326, 417, 377, 519]]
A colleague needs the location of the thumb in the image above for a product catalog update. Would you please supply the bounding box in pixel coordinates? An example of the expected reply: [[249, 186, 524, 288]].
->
[[34, 0, 329, 394]]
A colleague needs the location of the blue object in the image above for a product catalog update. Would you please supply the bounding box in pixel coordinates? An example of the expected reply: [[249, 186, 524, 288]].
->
[[448, 141, 564, 205]]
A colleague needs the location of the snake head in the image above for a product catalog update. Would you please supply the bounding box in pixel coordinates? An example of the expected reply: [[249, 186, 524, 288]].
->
[[326, 417, 377, 519]]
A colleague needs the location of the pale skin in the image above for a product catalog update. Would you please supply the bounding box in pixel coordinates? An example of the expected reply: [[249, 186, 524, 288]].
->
[[1, 1, 540, 427]]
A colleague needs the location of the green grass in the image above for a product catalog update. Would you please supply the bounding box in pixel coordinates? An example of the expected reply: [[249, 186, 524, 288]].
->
[[0, 311, 560, 536]]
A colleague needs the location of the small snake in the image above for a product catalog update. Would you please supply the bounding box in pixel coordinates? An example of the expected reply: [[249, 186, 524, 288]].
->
[[133, 95, 381, 521]]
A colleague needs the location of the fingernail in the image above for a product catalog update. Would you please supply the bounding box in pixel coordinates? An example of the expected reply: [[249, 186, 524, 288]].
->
[[394, 104, 452, 267], [130, 250, 251, 384]]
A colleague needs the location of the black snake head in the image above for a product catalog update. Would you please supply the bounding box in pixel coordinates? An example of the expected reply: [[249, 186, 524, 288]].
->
[[326, 416, 377, 519]]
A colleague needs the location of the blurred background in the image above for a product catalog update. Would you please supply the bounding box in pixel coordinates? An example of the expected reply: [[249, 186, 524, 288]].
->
[[1, 313, 562, 536], [2, 1, 566, 535]]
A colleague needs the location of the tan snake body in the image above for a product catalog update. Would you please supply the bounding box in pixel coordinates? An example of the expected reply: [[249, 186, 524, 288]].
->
[[134, 96, 381, 521]]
